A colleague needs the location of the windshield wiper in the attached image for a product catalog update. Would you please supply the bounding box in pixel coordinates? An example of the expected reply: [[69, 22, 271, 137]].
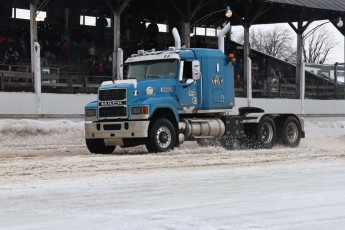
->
[[146, 75, 160, 78]]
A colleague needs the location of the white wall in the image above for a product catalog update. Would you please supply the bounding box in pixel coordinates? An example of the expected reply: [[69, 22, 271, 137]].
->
[[0, 92, 345, 116], [0, 92, 96, 115], [234, 98, 345, 115]]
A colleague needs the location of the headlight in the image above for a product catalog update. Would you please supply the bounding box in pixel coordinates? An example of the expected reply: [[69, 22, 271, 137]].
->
[[131, 106, 149, 115], [86, 109, 96, 117], [131, 106, 142, 115]]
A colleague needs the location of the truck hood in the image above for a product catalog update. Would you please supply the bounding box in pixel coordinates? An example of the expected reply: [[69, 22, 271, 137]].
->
[[100, 78, 176, 96], [102, 79, 138, 88]]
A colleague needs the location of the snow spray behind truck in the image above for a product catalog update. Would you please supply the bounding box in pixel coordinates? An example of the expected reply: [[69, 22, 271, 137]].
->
[[84, 27, 304, 153]]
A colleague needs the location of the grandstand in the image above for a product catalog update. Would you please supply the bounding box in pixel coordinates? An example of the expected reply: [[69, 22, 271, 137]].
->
[[0, 0, 344, 99]]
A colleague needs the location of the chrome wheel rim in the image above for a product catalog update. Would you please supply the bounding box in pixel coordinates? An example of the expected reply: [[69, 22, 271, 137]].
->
[[156, 126, 172, 148], [286, 122, 298, 143], [261, 122, 273, 144]]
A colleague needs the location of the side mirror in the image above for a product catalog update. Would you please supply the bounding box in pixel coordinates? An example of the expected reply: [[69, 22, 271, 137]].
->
[[192, 60, 201, 80], [182, 79, 195, 88]]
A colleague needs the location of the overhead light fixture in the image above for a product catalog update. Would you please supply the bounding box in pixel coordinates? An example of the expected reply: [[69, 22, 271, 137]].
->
[[225, 6, 232, 18], [337, 17, 343, 28]]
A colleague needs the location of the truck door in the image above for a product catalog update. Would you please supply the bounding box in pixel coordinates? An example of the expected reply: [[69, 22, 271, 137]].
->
[[178, 61, 199, 111]]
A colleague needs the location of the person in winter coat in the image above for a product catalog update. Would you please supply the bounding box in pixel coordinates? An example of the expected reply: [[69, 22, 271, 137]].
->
[[4, 45, 19, 70]]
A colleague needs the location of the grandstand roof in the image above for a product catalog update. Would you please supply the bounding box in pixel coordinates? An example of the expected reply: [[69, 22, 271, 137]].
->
[[267, 0, 345, 12], [4, 1, 344, 36]]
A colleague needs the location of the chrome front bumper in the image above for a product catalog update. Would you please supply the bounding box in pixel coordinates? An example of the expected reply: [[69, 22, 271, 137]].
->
[[85, 120, 150, 139]]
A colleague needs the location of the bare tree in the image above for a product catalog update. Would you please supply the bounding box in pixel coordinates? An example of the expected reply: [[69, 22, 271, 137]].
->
[[302, 27, 338, 64], [233, 26, 295, 60], [254, 27, 294, 59]]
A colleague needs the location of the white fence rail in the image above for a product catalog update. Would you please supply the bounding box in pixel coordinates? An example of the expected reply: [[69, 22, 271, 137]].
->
[[0, 92, 345, 117], [0, 92, 96, 115]]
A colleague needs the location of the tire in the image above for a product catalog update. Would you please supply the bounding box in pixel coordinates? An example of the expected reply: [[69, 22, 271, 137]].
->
[[281, 116, 301, 147], [86, 139, 115, 154], [146, 118, 177, 153], [255, 116, 276, 149], [145, 142, 156, 153]]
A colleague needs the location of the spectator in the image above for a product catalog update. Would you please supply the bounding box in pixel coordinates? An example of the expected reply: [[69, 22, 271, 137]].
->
[[59, 40, 69, 60], [87, 42, 97, 75], [60, 30, 71, 44], [4, 44, 19, 70], [50, 30, 61, 57], [16, 26, 28, 57], [40, 41, 48, 66], [97, 54, 105, 75], [38, 18, 51, 43], [104, 52, 113, 76], [88, 41, 97, 58], [234, 58, 244, 88], [41, 17, 50, 31], [43, 40, 56, 61], [0, 35, 6, 44]]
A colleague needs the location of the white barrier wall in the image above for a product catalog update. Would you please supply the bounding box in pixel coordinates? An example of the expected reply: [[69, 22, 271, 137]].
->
[[0, 92, 97, 115], [0, 92, 345, 115], [234, 98, 345, 115]]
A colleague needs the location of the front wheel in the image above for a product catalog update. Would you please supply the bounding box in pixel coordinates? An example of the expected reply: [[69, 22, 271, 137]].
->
[[255, 116, 276, 149], [281, 116, 301, 147], [86, 139, 115, 154], [146, 118, 176, 153]]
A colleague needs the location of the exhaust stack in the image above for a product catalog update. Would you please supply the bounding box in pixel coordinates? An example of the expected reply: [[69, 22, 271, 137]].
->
[[172, 28, 181, 49], [218, 23, 231, 53]]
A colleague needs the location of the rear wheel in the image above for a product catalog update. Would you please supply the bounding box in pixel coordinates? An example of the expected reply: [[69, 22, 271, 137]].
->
[[255, 116, 276, 149], [281, 116, 301, 147], [86, 139, 115, 154], [146, 118, 176, 153]]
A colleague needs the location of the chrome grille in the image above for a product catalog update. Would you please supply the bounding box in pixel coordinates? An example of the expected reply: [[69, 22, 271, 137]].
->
[[98, 88, 127, 118], [99, 106, 127, 118], [99, 89, 126, 101]]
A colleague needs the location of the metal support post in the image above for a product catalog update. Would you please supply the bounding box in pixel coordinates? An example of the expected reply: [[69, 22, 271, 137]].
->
[[296, 32, 303, 99], [243, 26, 250, 95], [112, 12, 120, 80], [300, 61, 305, 115], [117, 48, 123, 80], [334, 62, 338, 99], [30, 1, 38, 73], [183, 22, 190, 48], [247, 57, 252, 107], [34, 42, 41, 115], [64, 8, 69, 31]]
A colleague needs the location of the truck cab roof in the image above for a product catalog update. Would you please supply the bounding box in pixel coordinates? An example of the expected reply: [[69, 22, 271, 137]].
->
[[125, 48, 225, 63]]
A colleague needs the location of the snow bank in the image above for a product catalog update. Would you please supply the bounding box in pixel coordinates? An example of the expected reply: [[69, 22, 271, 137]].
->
[[0, 118, 344, 157], [0, 119, 83, 136], [1, 119, 345, 138], [0, 119, 85, 155]]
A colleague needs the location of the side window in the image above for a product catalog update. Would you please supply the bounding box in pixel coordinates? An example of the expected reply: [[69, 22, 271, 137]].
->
[[183, 61, 193, 81]]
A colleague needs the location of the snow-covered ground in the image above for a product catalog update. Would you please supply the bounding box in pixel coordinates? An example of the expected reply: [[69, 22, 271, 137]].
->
[[1, 118, 345, 229]]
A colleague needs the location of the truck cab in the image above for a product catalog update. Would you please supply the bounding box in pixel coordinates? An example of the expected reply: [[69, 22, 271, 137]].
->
[[85, 48, 235, 152], [85, 47, 304, 153]]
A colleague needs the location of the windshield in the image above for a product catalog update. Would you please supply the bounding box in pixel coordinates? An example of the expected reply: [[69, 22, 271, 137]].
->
[[127, 59, 178, 79]]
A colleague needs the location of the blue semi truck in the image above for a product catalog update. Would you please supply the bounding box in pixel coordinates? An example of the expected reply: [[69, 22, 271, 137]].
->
[[84, 39, 304, 153]]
